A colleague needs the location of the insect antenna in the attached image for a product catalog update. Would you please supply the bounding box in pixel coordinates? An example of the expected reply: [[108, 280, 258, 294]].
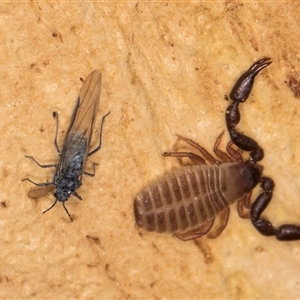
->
[[62, 202, 73, 222], [42, 199, 58, 215], [42, 199, 73, 222]]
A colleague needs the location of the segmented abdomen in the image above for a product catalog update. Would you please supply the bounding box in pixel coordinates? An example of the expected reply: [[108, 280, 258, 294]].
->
[[134, 164, 241, 234]]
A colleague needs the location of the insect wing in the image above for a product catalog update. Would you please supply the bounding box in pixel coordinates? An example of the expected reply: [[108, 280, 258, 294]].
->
[[28, 184, 55, 200], [70, 70, 101, 142], [58, 71, 102, 176]]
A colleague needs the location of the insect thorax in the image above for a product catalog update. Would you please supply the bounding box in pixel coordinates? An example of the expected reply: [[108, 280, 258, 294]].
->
[[54, 151, 85, 202]]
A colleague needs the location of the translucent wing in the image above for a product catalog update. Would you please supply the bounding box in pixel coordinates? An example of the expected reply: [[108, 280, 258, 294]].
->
[[57, 71, 101, 178], [69, 70, 101, 138], [28, 184, 55, 200]]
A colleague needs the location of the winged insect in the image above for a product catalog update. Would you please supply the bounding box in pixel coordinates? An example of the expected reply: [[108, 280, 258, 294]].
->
[[23, 71, 110, 221]]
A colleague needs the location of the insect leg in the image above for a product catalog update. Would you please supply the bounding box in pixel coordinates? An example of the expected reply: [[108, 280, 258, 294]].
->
[[24, 155, 57, 168], [213, 131, 232, 162], [83, 162, 99, 177], [226, 141, 243, 162], [52, 111, 61, 154], [206, 208, 230, 239], [82, 111, 110, 176], [162, 151, 206, 165], [175, 134, 218, 164], [88, 111, 110, 157], [22, 178, 53, 186], [251, 177, 300, 241], [175, 218, 215, 241], [72, 191, 82, 200], [23, 112, 60, 169], [237, 191, 252, 219]]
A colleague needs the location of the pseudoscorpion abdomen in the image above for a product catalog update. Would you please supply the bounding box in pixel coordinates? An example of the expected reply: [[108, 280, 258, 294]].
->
[[134, 164, 235, 234]]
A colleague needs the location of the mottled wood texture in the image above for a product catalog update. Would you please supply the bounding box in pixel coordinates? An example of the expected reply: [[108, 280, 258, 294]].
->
[[1, 2, 300, 299]]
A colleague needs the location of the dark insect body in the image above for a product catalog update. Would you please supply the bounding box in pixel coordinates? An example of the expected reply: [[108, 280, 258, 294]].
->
[[134, 58, 300, 241], [23, 71, 110, 221]]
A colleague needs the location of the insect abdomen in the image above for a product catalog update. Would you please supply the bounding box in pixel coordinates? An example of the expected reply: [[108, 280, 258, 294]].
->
[[134, 164, 242, 234]]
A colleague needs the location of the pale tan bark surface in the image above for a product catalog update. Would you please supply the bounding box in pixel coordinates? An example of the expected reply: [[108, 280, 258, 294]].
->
[[2, 2, 300, 299]]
